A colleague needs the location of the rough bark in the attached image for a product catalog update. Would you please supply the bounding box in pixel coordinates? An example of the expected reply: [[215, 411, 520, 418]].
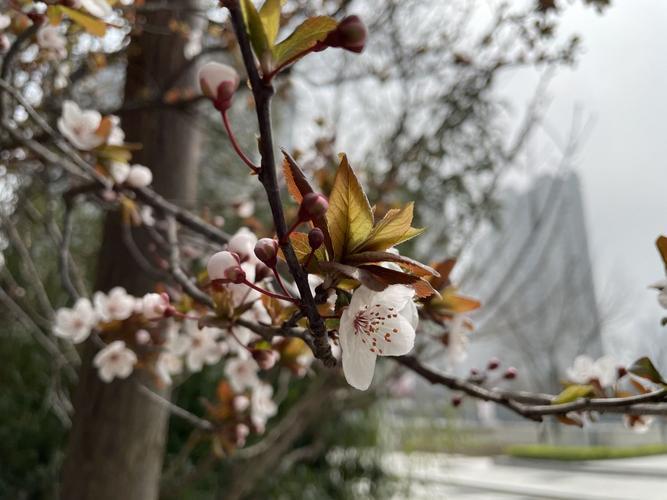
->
[[60, 2, 204, 498]]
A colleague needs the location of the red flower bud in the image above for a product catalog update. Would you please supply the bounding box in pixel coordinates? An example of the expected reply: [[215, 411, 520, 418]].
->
[[299, 192, 329, 220], [254, 238, 279, 267], [324, 16, 367, 53], [452, 395, 463, 407], [308, 227, 325, 250], [336, 16, 367, 53], [487, 357, 500, 371], [503, 367, 518, 380]]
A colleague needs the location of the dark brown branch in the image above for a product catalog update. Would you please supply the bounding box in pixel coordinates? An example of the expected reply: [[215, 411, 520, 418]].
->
[[396, 356, 667, 419], [226, 0, 335, 367]]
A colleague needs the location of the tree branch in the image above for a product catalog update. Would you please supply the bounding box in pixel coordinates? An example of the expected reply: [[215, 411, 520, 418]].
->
[[226, 1, 335, 367]]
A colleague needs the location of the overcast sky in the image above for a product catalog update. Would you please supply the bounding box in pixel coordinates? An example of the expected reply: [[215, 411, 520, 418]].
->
[[503, 1, 667, 361]]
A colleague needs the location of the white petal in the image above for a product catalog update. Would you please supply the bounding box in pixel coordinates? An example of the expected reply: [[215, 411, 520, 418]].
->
[[339, 311, 377, 390], [373, 314, 416, 357]]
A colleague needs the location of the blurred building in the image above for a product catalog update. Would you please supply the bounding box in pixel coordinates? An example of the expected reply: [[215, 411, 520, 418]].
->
[[460, 171, 603, 394]]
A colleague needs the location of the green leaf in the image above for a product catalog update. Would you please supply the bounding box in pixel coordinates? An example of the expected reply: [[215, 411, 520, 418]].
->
[[359, 203, 424, 253], [272, 16, 337, 69], [628, 357, 666, 385], [241, 0, 272, 62], [259, 0, 283, 45], [552, 384, 594, 405], [326, 154, 374, 260], [59, 6, 107, 37]]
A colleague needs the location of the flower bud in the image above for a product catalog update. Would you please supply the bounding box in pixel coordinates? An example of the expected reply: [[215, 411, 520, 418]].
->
[[451, 395, 463, 407], [254, 238, 279, 267], [298, 192, 329, 220], [135, 329, 152, 345], [503, 367, 518, 380], [487, 357, 500, 371], [228, 228, 258, 261], [308, 227, 325, 250], [198, 62, 240, 111], [207, 251, 243, 282], [252, 349, 278, 370], [233, 395, 250, 412], [141, 292, 171, 320], [126, 164, 153, 188], [324, 16, 367, 53]]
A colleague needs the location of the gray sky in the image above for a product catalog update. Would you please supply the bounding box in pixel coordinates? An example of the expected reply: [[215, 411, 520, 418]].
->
[[504, 1, 667, 361]]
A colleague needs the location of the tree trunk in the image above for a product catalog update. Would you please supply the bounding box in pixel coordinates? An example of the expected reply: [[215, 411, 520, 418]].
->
[[61, 2, 204, 498]]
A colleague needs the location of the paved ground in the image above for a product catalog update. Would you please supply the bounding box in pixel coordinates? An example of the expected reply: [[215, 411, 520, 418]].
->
[[383, 452, 667, 499]]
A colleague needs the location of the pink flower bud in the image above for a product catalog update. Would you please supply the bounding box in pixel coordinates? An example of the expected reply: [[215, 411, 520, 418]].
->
[[298, 192, 329, 220], [198, 62, 240, 111], [207, 251, 243, 282], [308, 228, 325, 250], [141, 292, 170, 320], [254, 238, 279, 267], [503, 367, 518, 380]]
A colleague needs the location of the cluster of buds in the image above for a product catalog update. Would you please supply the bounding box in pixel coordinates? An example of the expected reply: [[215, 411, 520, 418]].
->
[[198, 62, 240, 112]]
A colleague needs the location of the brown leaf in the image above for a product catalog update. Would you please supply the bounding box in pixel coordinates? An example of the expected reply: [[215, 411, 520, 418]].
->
[[318, 262, 386, 291], [657, 236, 667, 269], [360, 265, 437, 298], [428, 259, 456, 290], [282, 150, 333, 256], [345, 251, 439, 277]]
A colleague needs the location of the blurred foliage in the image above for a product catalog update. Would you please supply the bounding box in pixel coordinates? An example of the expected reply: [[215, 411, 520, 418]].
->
[[507, 443, 667, 461]]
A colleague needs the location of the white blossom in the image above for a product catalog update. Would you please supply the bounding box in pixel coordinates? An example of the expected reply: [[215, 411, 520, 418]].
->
[[140, 205, 155, 226], [0, 14, 10, 31], [339, 285, 418, 390], [53, 297, 97, 343], [57, 100, 105, 150], [174, 320, 225, 372], [36, 25, 67, 60], [135, 329, 151, 345], [225, 357, 260, 392], [236, 199, 255, 218], [184, 30, 203, 60], [94, 287, 136, 322], [566, 354, 618, 388], [109, 161, 130, 184], [227, 227, 258, 262], [93, 341, 138, 382], [75, 0, 113, 18], [107, 115, 125, 145], [233, 395, 250, 412], [250, 382, 277, 433], [141, 292, 169, 320], [445, 314, 470, 365], [126, 164, 153, 188]]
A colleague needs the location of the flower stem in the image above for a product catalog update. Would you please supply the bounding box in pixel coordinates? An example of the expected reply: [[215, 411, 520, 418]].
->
[[272, 268, 292, 298], [221, 110, 260, 174], [242, 279, 299, 303]]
